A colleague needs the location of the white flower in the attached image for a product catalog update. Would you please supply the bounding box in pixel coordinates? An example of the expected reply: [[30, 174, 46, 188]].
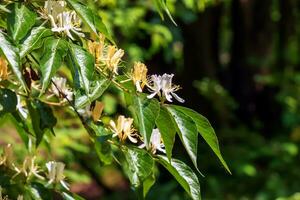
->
[[13, 156, 44, 180], [77, 105, 92, 119], [110, 115, 137, 143], [46, 161, 69, 190], [140, 129, 165, 154], [16, 95, 28, 119], [147, 73, 184, 103], [50, 11, 85, 40], [50, 77, 73, 102]]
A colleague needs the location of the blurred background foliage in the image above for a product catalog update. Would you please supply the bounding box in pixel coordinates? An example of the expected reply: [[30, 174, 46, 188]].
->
[[2, 0, 300, 199]]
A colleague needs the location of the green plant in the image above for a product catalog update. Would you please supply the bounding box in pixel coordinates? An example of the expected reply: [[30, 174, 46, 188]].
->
[[0, 0, 229, 199]]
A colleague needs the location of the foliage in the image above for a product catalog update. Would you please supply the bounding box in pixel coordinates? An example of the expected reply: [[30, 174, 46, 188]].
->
[[0, 0, 229, 199]]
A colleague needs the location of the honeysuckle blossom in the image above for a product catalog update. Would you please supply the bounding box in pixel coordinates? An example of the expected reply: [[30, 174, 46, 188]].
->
[[147, 73, 184, 103], [0, 57, 9, 81], [131, 62, 148, 92], [140, 129, 165, 154], [110, 115, 137, 143], [13, 156, 44, 180], [77, 104, 92, 119], [88, 35, 105, 65], [46, 161, 69, 190], [104, 45, 124, 75], [50, 77, 73, 102], [43, 1, 84, 40]]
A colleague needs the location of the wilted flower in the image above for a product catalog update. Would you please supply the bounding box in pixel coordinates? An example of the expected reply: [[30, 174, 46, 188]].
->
[[147, 73, 184, 103], [139, 129, 165, 154], [0, 144, 13, 167], [46, 161, 69, 190], [50, 77, 73, 102], [131, 62, 148, 92], [110, 115, 137, 143], [13, 156, 44, 180], [0, 57, 9, 82]]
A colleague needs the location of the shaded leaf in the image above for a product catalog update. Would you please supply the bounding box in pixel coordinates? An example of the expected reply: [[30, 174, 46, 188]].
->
[[0, 88, 17, 115], [156, 106, 176, 161], [157, 155, 201, 200], [7, 3, 36, 42]]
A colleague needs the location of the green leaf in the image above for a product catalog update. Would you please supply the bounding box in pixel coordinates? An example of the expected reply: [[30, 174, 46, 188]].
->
[[7, 3, 36, 42], [66, 0, 113, 42], [27, 100, 56, 146], [153, 0, 177, 25], [130, 94, 160, 148], [0, 88, 17, 115], [143, 173, 156, 198], [69, 43, 94, 94], [20, 27, 52, 58], [122, 146, 154, 187], [170, 105, 231, 174], [156, 106, 176, 161], [157, 155, 201, 200], [62, 192, 85, 200], [10, 113, 30, 147], [27, 182, 52, 200], [75, 77, 111, 109], [0, 31, 27, 91], [40, 38, 67, 93], [94, 127, 113, 165], [166, 105, 199, 171]]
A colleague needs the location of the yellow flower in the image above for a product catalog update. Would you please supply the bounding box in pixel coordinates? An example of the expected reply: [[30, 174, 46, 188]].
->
[[131, 62, 148, 92], [110, 115, 137, 143], [104, 45, 124, 75], [87, 35, 105, 64], [0, 57, 9, 81]]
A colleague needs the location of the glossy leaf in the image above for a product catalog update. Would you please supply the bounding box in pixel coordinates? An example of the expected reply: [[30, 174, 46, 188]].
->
[[0, 31, 27, 91], [7, 3, 36, 42], [0, 88, 17, 115], [40, 38, 67, 93], [171, 105, 231, 174], [157, 155, 201, 200], [75, 77, 110, 109], [131, 94, 160, 148], [20, 26, 52, 58], [166, 105, 199, 171], [66, 0, 113, 42], [122, 146, 154, 187], [156, 106, 176, 161], [69, 43, 94, 94]]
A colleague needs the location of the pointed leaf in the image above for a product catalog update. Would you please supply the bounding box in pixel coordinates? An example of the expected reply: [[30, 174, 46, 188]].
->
[[166, 105, 199, 171], [66, 0, 113, 42], [122, 147, 154, 187], [40, 38, 67, 92], [20, 27, 52, 58], [170, 105, 231, 174], [156, 106, 176, 161], [69, 43, 94, 94], [131, 94, 160, 148], [7, 3, 36, 42], [157, 155, 201, 200], [75, 77, 110, 109], [0, 31, 27, 91]]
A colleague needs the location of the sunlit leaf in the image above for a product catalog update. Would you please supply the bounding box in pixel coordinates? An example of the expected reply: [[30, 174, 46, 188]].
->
[[171, 105, 231, 174], [157, 155, 201, 200], [7, 3, 36, 42]]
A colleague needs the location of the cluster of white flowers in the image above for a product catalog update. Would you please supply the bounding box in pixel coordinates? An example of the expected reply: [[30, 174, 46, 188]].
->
[[147, 73, 184, 103], [43, 0, 84, 40]]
